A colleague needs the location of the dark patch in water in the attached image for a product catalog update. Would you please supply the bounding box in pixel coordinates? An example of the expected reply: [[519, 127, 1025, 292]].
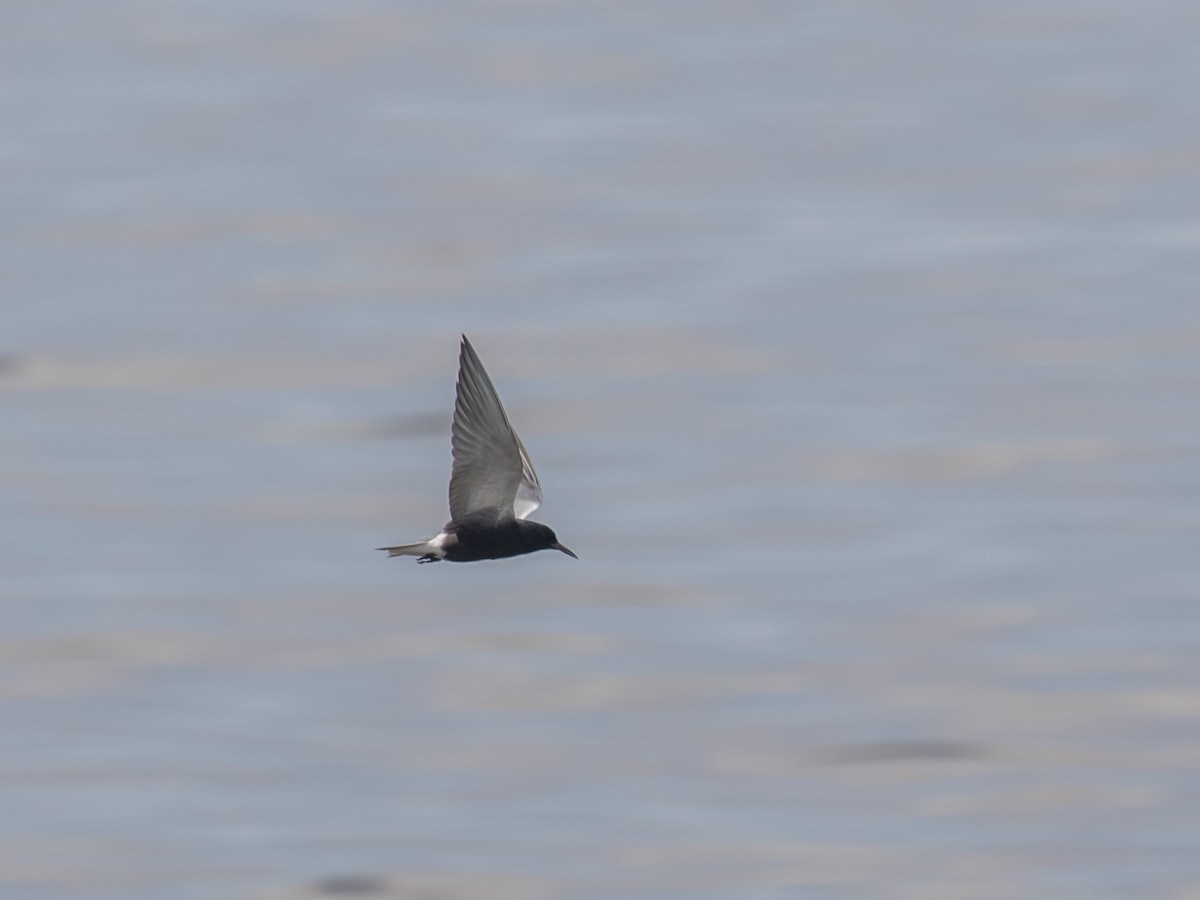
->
[[314, 874, 389, 895], [814, 740, 987, 765], [362, 412, 447, 439]]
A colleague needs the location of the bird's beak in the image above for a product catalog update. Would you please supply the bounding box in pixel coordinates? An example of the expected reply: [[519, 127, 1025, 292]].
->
[[552, 542, 578, 559]]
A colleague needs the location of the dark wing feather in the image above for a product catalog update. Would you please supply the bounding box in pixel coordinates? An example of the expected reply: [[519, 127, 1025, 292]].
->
[[449, 336, 543, 521]]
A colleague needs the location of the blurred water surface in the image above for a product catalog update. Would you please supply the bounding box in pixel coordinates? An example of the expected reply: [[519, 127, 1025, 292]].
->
[[2, 2, 1200, 898]]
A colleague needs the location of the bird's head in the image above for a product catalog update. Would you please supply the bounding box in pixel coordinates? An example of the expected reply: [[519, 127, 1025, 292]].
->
[[522, 521, 578, 559]]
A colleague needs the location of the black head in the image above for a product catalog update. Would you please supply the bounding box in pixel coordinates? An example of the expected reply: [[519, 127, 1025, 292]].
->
[[520, 521, 578, 559]]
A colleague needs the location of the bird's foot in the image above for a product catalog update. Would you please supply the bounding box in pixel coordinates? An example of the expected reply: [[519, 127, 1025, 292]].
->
[[417, 555, 440, 564]]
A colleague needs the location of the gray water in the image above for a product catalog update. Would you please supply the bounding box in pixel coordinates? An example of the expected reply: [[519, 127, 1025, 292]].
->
[[3, 2, 1199, 898]]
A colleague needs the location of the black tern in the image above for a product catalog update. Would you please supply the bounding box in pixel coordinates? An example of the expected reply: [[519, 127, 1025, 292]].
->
[[378, 335, 577, 564]]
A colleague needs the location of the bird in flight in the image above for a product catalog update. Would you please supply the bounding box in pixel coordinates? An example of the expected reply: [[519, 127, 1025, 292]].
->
[[378, 335, 577, 564]]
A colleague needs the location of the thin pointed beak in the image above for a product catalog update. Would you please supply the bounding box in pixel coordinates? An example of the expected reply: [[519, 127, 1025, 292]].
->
[[552, 542, 578, 559]]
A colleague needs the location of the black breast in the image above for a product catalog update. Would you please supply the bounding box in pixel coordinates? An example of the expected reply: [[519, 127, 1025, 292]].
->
[[443, 512, 548, 562]]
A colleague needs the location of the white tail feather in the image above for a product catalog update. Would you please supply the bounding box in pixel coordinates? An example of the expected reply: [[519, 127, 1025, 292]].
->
[[377, 531, 451, 560], [377, 541, 433, 558]]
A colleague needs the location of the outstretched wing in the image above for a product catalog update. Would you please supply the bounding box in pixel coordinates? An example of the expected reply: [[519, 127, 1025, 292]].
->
[[448, 335, 543, 521]]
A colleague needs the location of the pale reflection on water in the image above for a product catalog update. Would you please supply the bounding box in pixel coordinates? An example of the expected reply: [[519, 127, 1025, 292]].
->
[[3, 2, 1200, 898]]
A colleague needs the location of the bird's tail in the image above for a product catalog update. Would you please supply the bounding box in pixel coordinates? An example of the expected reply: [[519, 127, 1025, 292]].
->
[[377, 540, 434, 558]]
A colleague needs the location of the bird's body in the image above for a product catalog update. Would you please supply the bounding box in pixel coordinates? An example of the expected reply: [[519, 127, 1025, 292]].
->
[[383, 509, 567, 563], [378, 336, 576, 564]]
